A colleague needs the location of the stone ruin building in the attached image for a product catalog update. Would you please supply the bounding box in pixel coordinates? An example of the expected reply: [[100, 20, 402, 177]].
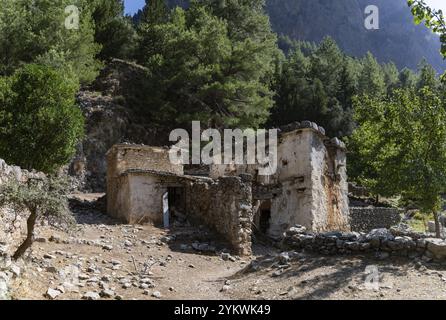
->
[[106, 122, 350, 256]]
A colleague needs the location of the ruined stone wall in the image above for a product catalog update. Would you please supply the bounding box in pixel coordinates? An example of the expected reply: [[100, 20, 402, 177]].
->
[[284, 226, 446, 261], [310, 136, 350, 232], [107, 174, 131, 222], [184, 176, 253, 256], [268, 129, 350, 237], [267, 130, 313, 237], [107, 144, 183, 178], [350, 207, 402, 232], [208, 126, 351, 238]]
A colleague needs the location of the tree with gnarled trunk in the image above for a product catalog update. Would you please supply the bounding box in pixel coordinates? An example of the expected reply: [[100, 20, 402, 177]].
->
[[0, 176, 74, 260]]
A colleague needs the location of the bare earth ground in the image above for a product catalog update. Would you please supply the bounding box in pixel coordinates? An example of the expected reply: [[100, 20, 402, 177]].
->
[[7, 195, 446, 300]]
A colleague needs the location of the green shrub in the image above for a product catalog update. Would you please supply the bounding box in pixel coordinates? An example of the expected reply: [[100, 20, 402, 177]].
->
[[0, 64, 85, 173]]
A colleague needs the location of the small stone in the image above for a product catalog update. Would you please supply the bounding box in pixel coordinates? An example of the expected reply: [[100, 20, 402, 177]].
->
[[111, 259, 121, 266], [87, 266, 97, 273], [287, 225, 307, 236], [376, 252, 390, 260], [82, 291, 100, 300], [87, 277, 99, 283], [56, 285, 65, 294], [180, 244, 190, 251], [426, 238, 446, 259], [100, 289, 115, 298], [122, 283, 132, 289], [43, 254, 56, 260], [140, 278, 153, 284], [102, 245, 113, 251], [46, 288, 61, 300], [10, 265, 20, 277], [49, 236, 62, 243], [220, 285, 230, 292], [188, 264, 195, 269], [278, 252, 290, 264], [152, 291, 162, 299], [78, 274, 90, 280], [272, 270, 283, 277], [101, 275, 112, 282], [221, 253, 232, 261]]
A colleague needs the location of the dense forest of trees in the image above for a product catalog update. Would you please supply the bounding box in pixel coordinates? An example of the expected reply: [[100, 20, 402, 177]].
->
[[1, 0, 446, 233]]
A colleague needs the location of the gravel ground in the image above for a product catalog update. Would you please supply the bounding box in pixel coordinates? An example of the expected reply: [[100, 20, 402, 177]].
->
[[6, 196, 446, 300]]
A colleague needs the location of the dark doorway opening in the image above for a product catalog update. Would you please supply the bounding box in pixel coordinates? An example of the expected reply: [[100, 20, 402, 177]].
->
[[259, 200, 271, 234], [167, 187, 186, 223]]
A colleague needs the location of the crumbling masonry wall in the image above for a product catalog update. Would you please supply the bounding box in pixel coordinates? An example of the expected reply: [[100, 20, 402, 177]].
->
[[309, 134, 350, 232], [184, 176, 253, 256], [209, 125, 350, 238], [350, 207, 402, 232], [263, 127, 350, 238]]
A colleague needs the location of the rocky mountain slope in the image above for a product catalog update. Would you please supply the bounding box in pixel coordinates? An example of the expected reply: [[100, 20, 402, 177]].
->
[[70, 60, 167, 192], [267, 0, 445, 71]]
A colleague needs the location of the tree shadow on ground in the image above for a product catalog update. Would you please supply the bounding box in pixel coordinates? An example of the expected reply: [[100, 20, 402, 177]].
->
[[229, 251, 446, 300]]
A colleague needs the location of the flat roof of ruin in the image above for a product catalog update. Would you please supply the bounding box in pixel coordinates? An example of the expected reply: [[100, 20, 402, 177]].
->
[[106, 144, 170, 155], [121, 169, 212, 182], [280, 128, 346, 151]]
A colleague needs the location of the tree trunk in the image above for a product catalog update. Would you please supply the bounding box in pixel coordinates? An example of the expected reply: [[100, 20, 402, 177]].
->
[[13, 208, 37, 260], [433, 211, 442, 239]]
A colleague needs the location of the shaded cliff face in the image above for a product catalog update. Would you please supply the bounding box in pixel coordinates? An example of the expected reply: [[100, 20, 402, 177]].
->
[[267, 0, 445, 71], [159, 0, 445, 72]]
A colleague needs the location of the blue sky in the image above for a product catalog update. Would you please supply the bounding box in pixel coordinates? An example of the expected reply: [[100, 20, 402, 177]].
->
[[426, 0, 446, 12], [124, 0, 145, 15]]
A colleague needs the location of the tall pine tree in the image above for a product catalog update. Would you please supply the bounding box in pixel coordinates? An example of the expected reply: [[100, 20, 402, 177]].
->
[[136, 0, 280, 129], [92, 0, 137, 60]]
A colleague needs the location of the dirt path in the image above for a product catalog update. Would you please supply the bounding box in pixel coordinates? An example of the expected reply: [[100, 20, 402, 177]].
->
[[7, 201, 446, 300]]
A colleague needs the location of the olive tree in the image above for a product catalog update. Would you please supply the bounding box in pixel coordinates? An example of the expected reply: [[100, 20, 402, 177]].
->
[[0, 176, 74, 260]]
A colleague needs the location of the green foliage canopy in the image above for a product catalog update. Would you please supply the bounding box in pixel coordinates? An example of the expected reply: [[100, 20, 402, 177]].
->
[[136, 0, 281, 129], [349, 87, 446, 216], [0, 65, 85, 174], [0, 0, 101, 83]]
